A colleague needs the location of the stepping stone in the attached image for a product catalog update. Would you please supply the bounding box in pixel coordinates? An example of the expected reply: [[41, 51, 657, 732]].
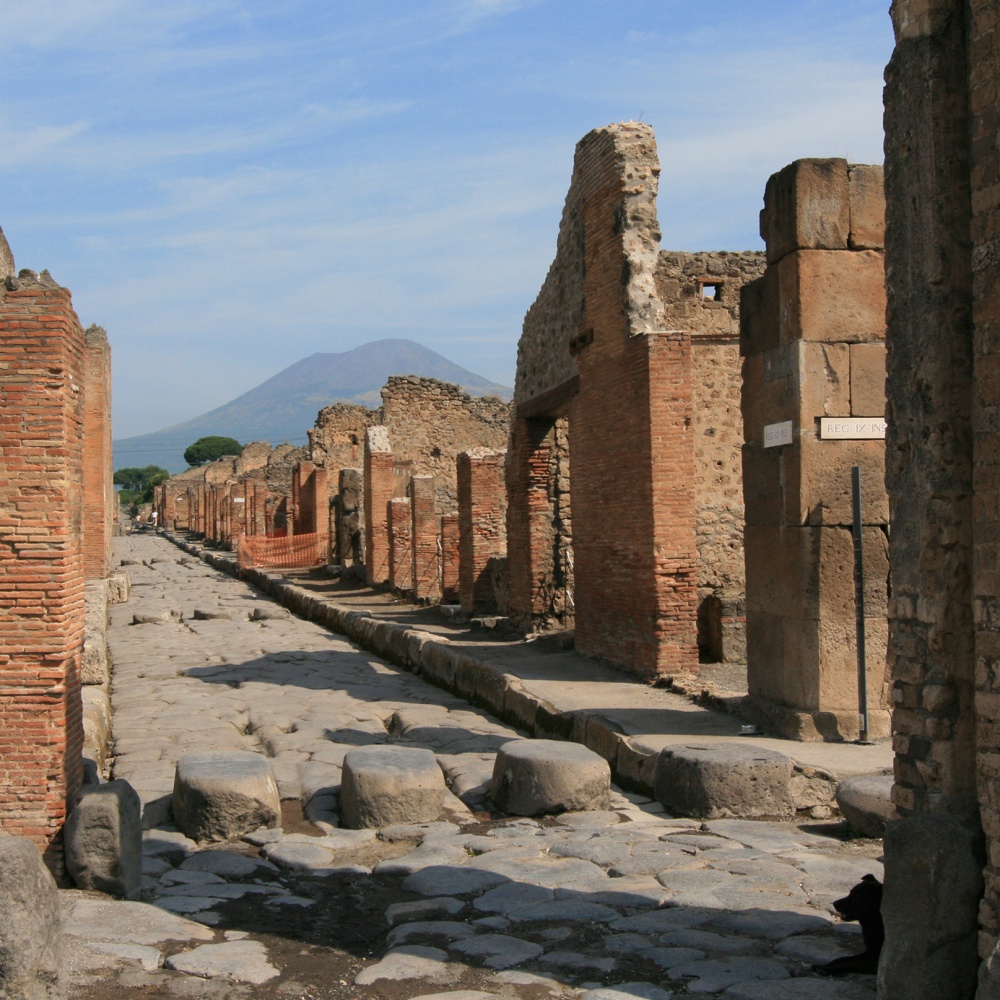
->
[[172, 751, 280, 842], [340, 746, 446, 828], [490, 739, 610, 816], [836, 774, 897, 837], [654, 742, 795, 819], [65, 779, 142, 899]]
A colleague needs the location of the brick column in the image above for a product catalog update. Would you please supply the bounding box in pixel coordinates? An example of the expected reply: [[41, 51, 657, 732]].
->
[[740, 158, 890, 742], [364, 427, 393, 586], [458, 449, 507, 613], [440, 512, 460, 604], [388, 498, 413, 592], [82, 324, 112, 580], [0, 271, 86, 872], [410, 475, 440, 602], [337, 468, 363, 569]]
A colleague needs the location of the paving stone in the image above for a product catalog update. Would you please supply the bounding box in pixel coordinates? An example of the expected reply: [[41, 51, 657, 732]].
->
[[87, 941, 163, 972], [354, 945, 455, 985], [602, 933, 656, 954], [538, 950, 617, 972], [473, 882, 554, 914], [581, 985, 674, 1000], [642, 946, 708, 968], [720, 980, 877, 999], [402, 865, 510, 897], [159, 869, 225, 886], [450, 933, 545, 969], [657, 928, 764, 956], [490, 739, 611, 816], [773, 931, 863, 965], [178, 849, 277, 879], [386, 898, 466, 926], [507, 900, 621, 923], [164, 940, 279, 983], [407, 993, 497, 1000], [63, 896, 215, 945], [156, 895, 227, 915], [706, 908, 832, 940], [387, 920, 477, 947], [667, 956, 790, 992], [262, 840, 337, 870]]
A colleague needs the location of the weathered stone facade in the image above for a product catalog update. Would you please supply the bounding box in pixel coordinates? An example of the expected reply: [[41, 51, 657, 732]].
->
[[508, 121, 761, 678], [740, 158, 890, 742]]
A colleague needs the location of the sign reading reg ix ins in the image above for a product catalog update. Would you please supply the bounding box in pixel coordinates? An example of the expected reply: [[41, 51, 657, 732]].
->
[[818, 417, 887, 440]]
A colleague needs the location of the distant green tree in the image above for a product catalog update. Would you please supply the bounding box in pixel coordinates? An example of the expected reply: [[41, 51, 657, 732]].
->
[[184, 435, 242, 467], [113, 465, 168, 505]]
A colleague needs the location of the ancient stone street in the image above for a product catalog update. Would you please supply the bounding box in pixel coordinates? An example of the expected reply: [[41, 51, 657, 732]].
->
[[61, 532, 883, 999]]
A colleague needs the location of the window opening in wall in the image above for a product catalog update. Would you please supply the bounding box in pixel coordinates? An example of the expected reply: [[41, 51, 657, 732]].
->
[[700, 281, 723, 302]]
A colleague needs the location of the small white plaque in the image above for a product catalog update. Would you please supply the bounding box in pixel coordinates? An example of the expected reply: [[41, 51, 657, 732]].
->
[[763, 420, 793, 448], [819, 417, 887, 440], [232, 497, 246, 503]]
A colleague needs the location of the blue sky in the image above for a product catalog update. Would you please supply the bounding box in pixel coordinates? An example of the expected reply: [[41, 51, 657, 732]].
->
[[0, 1, 893, 441]]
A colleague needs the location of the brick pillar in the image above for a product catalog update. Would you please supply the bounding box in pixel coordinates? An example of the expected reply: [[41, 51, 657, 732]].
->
[[364, 427, 393, 586], [410, 475, 440, 602], [82, 324, 112, 580], [458, 449, 507, 613], [0, 270, 86, 872], [231, 481, 249, 538], [440, 512, 460, 604], [740, 158, 890, 742], [388, 498, 413, 592]]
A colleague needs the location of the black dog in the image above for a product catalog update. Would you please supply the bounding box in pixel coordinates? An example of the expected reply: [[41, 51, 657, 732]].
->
[[816, 874, 884, 976]]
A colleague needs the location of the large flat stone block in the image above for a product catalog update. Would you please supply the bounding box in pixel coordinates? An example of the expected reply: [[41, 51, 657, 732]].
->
[[65, 780, 142, 899], [172, 751, 280, 843], [654, 742, 795, 819], [490, 739, 610, 816], [0, 832, 63, 999], [836, 774, 897, 837], [776, 249, 886, 344], [848, 163, 885, 250], [340, 746, 445, 829], [761, 158, 850, 263]]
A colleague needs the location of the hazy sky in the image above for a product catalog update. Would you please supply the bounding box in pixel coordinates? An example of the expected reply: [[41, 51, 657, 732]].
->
[[1, 1, 893, 440]]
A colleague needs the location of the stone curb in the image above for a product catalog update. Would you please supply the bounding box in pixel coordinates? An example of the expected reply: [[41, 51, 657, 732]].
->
[[164, 534, 662, 799]]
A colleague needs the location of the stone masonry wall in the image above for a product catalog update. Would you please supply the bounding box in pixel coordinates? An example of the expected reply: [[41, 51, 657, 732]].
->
[[0, 269, 86, 872], [657, 251, 766, 658]]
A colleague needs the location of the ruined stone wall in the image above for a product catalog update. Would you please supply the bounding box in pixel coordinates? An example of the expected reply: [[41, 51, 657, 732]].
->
[[458, 449, 507, 614], [382, 376, 509, 509], [388, 498, 412, 592], [0, 269, 86, 871], [308, 403, 374, 470], [509, 122, 699, 679], [656, 251, 766, 658]]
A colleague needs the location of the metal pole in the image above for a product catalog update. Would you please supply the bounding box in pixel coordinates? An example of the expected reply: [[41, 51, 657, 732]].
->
[[852, 465, 869, 743]]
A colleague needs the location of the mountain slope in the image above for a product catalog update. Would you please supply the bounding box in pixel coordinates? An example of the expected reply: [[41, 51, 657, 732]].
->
[[114, 339, 512, 473]]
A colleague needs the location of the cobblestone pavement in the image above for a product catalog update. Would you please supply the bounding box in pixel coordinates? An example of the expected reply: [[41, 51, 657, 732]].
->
[[64, 533, 882, 999]]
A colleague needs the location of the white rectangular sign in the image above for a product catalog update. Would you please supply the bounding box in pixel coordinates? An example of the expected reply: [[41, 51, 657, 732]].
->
[[232, 497, 246, 503], [763, 420, 793, 448], [819, 417, 887, 440]]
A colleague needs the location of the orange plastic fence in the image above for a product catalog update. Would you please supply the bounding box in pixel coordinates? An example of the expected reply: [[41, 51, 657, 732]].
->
[[237, 532, 328, 570]]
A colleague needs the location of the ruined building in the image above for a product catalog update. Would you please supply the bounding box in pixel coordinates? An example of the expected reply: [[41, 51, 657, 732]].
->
[[507, 121, 763, 678]]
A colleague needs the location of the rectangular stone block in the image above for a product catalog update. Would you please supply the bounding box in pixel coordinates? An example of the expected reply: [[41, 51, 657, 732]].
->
[[761, 158, 850, 264], [848, 163, 885, 250], [792, 433, 889, 526], [777, 249, 886, 344], [797, 341, 852, 420], [850, 342, 887, 416], [740, 269, 780, 355]]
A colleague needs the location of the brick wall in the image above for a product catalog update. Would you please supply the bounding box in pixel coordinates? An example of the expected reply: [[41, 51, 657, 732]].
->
[[440, 512, 460, 604], [0, 269, 86, 871], [388, 498, 413, 592], [82, 324, 112, 581], [457, 449, 507, 613], [364, 426, 394, 586], [410, 475, 441, 602]]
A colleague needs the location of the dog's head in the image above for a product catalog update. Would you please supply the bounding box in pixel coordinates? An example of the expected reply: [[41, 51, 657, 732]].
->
[[833, 874, 883, 923]]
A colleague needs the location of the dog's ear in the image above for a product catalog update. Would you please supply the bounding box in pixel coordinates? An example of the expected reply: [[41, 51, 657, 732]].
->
[[861, 874, 879, 884]]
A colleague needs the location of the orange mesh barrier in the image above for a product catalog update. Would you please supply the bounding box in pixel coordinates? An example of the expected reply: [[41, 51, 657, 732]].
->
[[237, 533, 328, 570]]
